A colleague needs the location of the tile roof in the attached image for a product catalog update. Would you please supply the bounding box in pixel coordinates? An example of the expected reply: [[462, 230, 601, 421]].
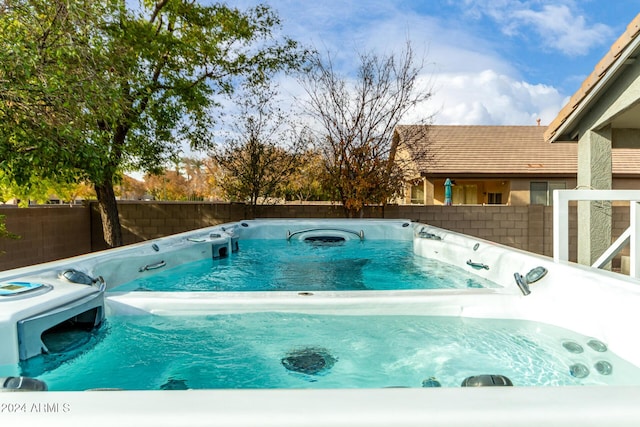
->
[[612, 148, 640, 176], [398, 125, 640, 177], [545, 14, 640, 142]]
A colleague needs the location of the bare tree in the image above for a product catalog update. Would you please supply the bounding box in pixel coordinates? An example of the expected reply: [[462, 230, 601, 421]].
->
[[300, 42, 433, 217], [211, 84, 306, 215]]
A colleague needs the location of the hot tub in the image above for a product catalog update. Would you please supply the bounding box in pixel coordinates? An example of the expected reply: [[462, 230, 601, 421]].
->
[[2, 219, 640, 426]]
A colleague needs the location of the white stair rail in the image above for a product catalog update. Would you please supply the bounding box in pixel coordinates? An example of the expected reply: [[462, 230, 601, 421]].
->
[[553, 189, 640, 279]]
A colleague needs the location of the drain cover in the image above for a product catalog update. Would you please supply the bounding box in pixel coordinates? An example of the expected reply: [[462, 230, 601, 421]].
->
[[281, 347, 337, 375]]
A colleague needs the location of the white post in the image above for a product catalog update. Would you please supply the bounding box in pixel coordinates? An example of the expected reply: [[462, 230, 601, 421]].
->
[[553, 190, 569, 263], [553, 190, 640, 279], [631, 202, 640, 279]]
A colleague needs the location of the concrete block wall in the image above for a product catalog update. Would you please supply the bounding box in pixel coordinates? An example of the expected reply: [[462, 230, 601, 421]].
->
[[90, 201, 249, 250], [0, 206, 91, 271]]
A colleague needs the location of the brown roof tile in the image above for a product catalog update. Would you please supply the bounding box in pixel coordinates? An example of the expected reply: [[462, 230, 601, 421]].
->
[[611, 148, 640, 176], [399, 125, 639, 177]]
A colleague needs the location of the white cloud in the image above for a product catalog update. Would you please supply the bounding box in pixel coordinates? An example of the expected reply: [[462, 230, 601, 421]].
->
[[454, 0, 614, 56], [512, 5, 613, 56], [337, 7, 569, 126], [229, 1, 578, 127], [417, 70, 567, 126]]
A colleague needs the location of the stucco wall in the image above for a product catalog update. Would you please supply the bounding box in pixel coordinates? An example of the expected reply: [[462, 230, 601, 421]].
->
[[411, 178, 579, 206]]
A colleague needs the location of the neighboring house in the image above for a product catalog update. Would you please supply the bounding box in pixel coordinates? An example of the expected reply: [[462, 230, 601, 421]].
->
[[396, 124, 640, 206]]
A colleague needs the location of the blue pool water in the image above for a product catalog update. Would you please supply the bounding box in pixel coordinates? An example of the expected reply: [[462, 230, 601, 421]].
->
[[20, 313, 640, 391], [112, 239, 500, 292]]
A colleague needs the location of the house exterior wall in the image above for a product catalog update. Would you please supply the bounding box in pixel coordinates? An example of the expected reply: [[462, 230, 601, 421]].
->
[[509, 179, 531, 205], [614, 178, 640, 190], [404, 178, 579, 206]]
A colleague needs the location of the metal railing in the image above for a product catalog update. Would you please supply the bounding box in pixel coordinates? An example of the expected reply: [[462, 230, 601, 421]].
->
[[553, 189, 640, 279], [286, 228, 365, 241]]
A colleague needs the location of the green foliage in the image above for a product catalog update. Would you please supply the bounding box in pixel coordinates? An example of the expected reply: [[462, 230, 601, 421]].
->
[[0, 0, 306, 246], [0, 1, 120, 184], [0, 170, 95, 206]]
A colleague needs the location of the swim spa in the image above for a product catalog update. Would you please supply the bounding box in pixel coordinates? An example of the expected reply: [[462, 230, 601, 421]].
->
[[2, 219, 640, 426]]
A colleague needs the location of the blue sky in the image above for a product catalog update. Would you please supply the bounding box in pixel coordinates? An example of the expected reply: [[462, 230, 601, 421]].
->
[[234, 0, 639, 126]]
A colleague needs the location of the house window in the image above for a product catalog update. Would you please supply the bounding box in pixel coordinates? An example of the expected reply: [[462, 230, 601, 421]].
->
[[487, 192, 502, 204], [530, 182, 547, 205], [530, 182, 566, 205], [452, 184, 477, 204], [410, 183, 424, 204]]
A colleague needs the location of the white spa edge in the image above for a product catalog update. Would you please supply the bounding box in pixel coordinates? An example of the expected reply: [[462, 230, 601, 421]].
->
[[2, 218, 640, 427]]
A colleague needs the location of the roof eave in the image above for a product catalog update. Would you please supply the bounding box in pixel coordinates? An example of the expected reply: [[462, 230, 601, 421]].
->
[[546, 15, 640, 143], [419, 172, 577, 179]]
